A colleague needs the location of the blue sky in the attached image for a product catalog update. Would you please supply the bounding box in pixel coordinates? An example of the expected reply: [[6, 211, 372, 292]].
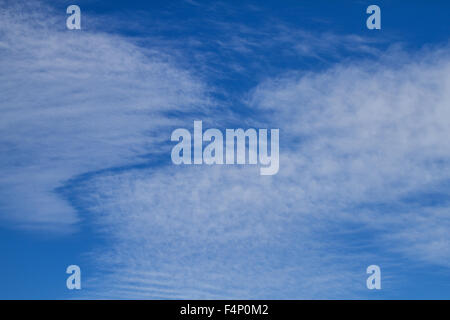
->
[[0, 0, 450, 299]]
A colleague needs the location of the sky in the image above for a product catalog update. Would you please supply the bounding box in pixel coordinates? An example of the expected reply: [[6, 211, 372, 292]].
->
[[0, 0, 449, 299]]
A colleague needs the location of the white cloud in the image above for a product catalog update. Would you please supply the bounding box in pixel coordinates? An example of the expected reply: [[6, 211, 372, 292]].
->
[[77, 44, 450, 298], [248, 45, 450, 265], [0, 3, 209, 231], [76, 166, 367, 299], [2, 2, 449, 299]]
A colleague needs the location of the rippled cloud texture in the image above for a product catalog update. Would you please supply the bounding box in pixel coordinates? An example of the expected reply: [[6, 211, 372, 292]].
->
[[1, 1, 449, 299]]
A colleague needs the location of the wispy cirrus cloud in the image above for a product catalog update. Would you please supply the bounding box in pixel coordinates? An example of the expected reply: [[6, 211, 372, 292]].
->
[[0, 2, 209, 231], [2, 1, 449, 300], [73, 44, 450, 298], [248, 44, 450, 266]]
